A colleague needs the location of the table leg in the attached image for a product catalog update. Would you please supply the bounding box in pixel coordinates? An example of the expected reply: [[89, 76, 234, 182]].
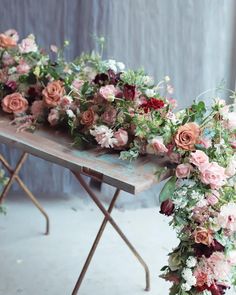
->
[[72, 171, 150, 294], [0, 153, 50, 235]]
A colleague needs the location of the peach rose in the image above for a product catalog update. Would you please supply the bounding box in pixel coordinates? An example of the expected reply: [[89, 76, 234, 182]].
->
[[0, 33, 17, 48], [1, 93, 28, 114], [42, 80, 65, 107], [189, 150, 209, 168], [175, 122, 201, 151], [81, 109, 95, 126], [193, 227, 214, 246], [114, 129, 128, 147], [176, 163, 193, 178]]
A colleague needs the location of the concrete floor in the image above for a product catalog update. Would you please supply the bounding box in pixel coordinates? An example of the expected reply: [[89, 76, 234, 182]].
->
[[0, 192, 234, 295]]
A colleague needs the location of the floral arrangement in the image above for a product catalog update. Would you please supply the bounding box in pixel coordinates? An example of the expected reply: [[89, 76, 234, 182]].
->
[[0, 29, 236, 295], [159, 101, 236, 295]]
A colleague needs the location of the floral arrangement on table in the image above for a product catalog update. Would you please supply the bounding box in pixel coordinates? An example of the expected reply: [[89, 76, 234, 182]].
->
[[0, 29, 235, 295]]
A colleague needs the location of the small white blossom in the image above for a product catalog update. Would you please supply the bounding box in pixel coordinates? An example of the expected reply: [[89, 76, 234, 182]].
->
[[143, 75, 154, 86], [66, 110, 75, 118], [182, 268, 193, 281], [196, 199, 208, 207], [181, 282, 191, 291], [164, 75, 170, 82], [145, 89, 156, 97], [116, 62, 125, 71], [186, 256, 197, 268]]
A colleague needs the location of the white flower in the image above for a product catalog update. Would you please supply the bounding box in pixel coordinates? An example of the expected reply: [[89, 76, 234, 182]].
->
[[90, 125, 116, 148], [164, 75, 170, 82], [66, 110, 75, 118], [190, 190, 204, 201], [186, 256, 197, 268], [143, 75, 154, 86], [181, 282, 191, 291], [182, 268, 193, 281], [116, 62, 125, 71], [19, 34, 38, 53], [196, 199, 208, 208], [145, 89, 156, 97]]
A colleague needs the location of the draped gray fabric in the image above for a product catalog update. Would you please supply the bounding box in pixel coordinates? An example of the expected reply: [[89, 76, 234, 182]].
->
[[1, 0, 236, 204]]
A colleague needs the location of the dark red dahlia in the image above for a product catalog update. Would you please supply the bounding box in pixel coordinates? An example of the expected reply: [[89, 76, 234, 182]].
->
[[148, 98, 165, 110]]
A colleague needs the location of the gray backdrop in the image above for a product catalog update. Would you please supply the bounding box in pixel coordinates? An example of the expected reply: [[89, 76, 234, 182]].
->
[[1, 0, 236, 205]]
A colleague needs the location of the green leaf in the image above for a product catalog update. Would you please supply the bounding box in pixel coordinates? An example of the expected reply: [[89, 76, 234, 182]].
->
[[159, 176, 176, 203]]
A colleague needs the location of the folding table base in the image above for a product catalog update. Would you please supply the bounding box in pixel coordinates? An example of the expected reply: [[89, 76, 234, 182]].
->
[[0, 152, 50, 235], [71, 171, 150, 294]]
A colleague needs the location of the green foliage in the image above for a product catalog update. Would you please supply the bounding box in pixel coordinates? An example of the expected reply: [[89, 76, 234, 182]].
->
[[159, 176, 176, 203]]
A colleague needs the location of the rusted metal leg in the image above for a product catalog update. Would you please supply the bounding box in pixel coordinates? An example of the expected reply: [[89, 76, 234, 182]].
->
[[72, 188, 120, 295], [72, 171, 150, 294], [0, 153, 50, 235]]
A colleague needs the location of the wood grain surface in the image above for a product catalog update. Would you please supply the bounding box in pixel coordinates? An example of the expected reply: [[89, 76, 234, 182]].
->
[[0, 116, 171, 194]]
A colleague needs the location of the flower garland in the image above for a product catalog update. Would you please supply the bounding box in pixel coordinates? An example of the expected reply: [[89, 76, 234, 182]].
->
[[0, 30, 236, 295]]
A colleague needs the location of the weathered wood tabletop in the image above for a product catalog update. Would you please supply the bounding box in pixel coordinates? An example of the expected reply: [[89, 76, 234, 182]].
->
[[0, 116, 170, 194]]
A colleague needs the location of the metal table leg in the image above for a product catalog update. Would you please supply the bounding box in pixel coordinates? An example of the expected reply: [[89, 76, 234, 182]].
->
[[72, 171, 150, 294], [0, 153, 50, 235]]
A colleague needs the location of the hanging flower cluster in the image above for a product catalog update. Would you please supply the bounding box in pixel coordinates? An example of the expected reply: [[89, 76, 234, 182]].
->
[[0, 29, 236, 295]]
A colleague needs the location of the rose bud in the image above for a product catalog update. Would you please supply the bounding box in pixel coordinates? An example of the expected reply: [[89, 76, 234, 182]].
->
[[160, 199, 175, 216]]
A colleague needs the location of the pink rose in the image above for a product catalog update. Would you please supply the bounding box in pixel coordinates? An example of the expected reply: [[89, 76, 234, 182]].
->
[[199, 162, 227, 189], [2, 52, 14, 67], [189, 150, 209, 167], [150, 137, 168, 154], [99, 85, 117, 101], [48, 109, 59, 126], [199, 137, 212, 148], [16, 60, 31, 74], [72, 79, 84, 91], [18, 35, 37, 53], [114, 129, 128, 147], [101, 108, 117, 125], [217, 202, 236, 232], [175, 163, 193, 178], [206, 190, 219, 206], [225, 160, 236, 177], [60, 96, 73, 109], [31, 100, 44, 118]]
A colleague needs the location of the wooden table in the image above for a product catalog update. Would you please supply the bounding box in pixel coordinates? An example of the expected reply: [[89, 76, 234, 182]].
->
[[0, 116, 170, 294]]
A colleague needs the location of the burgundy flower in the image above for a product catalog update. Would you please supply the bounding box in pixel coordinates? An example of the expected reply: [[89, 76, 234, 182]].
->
[[140, 98, 165, 113], [108, 69, 121, 85], [148, 98, 165, 110], [209, 283, 228, 295], [93, 73, 109, 85], [5, 80, 17, 91], [160, 199, 175, 216], [123, 84, 136, 100], [193, 240, 224, 258]]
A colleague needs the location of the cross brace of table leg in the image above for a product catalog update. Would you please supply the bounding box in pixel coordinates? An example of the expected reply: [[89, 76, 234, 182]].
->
[[0, 152, 50, 235], [71, 171, 150, 294]]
